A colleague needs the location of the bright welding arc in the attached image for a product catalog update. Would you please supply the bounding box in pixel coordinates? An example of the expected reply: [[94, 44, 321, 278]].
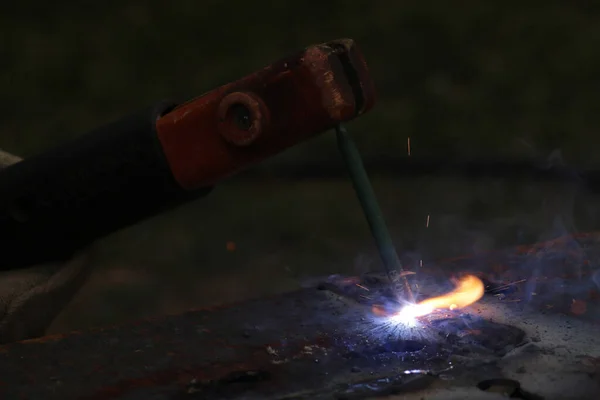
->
[[391, 274, 485, 325]]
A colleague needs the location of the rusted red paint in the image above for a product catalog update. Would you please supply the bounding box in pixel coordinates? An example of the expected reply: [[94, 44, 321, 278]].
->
[[81, 334, 332, 400], [155, 39, 376, 190], [0, 286, 350, 399], [84, 362, 258, 400], [571, 299, 587, 315]]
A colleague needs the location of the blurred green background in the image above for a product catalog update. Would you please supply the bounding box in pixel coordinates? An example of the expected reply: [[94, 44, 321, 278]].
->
[[1, 1, 600, 333]]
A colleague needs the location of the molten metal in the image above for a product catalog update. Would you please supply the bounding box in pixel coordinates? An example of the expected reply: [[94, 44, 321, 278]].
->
[[393, 274, 485, 325]]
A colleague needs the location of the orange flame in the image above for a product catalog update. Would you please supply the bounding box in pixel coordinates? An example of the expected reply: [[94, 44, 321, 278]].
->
[[393, 274, 485, 322]]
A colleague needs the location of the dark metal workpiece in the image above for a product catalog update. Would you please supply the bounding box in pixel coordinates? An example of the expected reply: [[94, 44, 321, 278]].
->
[[2, 233, 600, 399], [336, 124, 414, 302], [0, 281, 523, 400]]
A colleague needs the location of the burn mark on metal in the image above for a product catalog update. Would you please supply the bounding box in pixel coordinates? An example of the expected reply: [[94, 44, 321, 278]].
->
[[183, 370, 272, 399], [285, 371, 437, 400], [1, 233, 599, 399], [477, 378, 545, 400], [430, 317, 526, 355]]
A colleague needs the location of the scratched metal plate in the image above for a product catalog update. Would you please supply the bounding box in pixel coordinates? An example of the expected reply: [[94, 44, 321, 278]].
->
[[0, 233, 599, 399]]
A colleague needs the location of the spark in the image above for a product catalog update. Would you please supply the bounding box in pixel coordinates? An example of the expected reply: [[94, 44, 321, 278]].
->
[[398, 270, 416, 278], [407, 137, 411, 156], [488, 279, 527, 293], [355, 284, 370, 291]]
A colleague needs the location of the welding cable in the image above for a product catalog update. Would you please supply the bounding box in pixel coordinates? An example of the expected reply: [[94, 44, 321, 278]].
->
[[0, 101, 213, 269], [0, 39, 378, 271]]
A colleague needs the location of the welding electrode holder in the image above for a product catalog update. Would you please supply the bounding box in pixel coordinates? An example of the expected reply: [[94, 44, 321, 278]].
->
[[0, 38, 376, 270]]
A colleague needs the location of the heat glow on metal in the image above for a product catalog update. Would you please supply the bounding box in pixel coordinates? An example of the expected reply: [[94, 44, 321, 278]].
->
[[386, 274, 485, 328]]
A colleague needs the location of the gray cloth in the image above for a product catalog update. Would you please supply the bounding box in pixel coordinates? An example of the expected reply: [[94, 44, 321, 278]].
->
[[0, 149, 92, 343]]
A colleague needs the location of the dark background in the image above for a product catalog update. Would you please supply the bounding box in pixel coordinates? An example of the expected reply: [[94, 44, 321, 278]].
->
[[1, 1, 599, 332]]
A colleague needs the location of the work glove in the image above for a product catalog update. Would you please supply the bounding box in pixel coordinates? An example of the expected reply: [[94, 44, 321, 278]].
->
[[0, 149, 93, 344]]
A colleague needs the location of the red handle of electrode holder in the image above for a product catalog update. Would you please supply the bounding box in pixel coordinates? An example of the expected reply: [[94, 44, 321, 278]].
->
[[156, 38, 376, 190]]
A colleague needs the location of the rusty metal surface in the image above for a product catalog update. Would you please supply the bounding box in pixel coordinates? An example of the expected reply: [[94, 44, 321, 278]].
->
[[0, 288, 525, 400], [430, 232, 600, 320], [1, 233, 600, 399]]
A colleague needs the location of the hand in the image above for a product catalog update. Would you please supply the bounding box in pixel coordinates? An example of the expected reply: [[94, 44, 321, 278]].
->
[[0, 149, 93, 344]]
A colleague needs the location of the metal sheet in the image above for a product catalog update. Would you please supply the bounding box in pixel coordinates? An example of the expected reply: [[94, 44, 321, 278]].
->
[[1, 233, 600, 399]]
